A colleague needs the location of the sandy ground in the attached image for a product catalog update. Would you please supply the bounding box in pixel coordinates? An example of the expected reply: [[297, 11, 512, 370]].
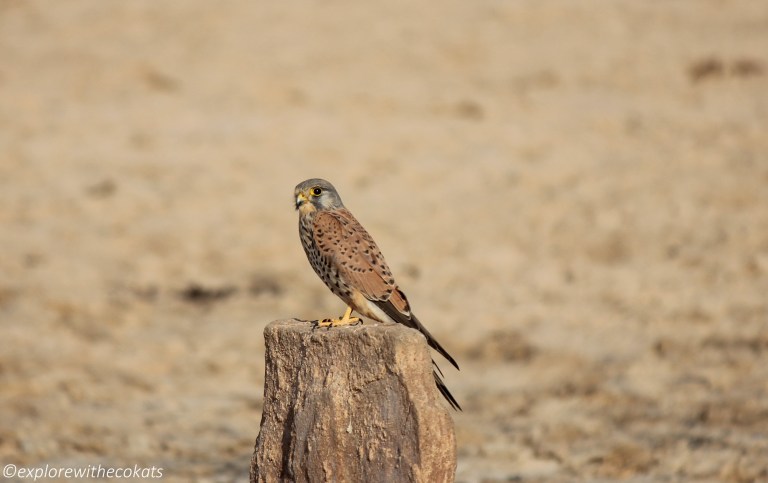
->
[[1, 0, 767, 481]]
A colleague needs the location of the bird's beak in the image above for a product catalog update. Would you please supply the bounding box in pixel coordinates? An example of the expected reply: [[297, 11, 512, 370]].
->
[[295, 192, 308, 210]]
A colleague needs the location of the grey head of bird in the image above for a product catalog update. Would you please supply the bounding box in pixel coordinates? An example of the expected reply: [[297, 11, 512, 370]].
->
[[294, 178, 345, 212]]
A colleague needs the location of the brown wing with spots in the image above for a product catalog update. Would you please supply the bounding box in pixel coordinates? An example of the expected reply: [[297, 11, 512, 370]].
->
[[312, 209, 460, 373], [312, 209, 396, 302]]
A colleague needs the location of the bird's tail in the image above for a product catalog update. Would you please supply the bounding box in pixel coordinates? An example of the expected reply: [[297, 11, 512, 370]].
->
[[434, 364, 462, 411], [375, 298, 460, 371], [374, 298, 461, 410], [410, 314, 460, 371]]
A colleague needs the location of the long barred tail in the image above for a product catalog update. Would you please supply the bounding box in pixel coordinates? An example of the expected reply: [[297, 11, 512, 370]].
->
[[374, 297, 461, 410], [375, 299, 460, 370], [434, 367, 462, 411], [411, 315, 459, 371]]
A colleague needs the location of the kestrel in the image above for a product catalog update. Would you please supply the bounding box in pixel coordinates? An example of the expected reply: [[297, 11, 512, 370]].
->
[[294, 178, 461, 410]]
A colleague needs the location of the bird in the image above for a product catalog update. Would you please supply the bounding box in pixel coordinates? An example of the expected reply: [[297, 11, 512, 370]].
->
[[294, 178, 461, 411]]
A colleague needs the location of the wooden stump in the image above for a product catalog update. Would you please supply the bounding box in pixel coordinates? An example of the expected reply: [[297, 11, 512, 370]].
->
[[250, 319, 456, 483]]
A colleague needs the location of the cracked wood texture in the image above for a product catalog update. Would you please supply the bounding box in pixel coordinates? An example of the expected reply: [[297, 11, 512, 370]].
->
[[250, 319, 456, 483]]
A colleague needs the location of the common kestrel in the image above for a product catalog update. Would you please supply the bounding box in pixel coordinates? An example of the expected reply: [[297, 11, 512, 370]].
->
[[294, 178, 461, 410]]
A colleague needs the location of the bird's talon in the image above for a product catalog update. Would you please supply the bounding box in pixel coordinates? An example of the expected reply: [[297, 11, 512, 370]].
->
[[311, 319, 331, 331], [309, 314, 361, 330]]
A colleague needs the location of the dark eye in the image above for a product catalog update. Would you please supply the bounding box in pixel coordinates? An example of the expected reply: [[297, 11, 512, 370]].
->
[[311, 187, 322, 196]]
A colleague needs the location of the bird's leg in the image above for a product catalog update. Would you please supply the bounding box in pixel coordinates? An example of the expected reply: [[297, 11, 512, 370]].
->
[[339, 306, 363, 326], [312, 306, 361, 329]]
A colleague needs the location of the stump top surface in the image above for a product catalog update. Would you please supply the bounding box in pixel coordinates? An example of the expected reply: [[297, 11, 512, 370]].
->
[[266, 318, 425, 344]]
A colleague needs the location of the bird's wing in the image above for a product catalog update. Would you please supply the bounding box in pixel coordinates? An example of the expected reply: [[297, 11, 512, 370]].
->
[[312, 209, 395, 302], [313, 209, 459, 371]]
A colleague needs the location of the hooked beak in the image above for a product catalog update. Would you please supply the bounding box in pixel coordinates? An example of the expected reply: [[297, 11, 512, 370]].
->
[[295, 192, 308, 210]]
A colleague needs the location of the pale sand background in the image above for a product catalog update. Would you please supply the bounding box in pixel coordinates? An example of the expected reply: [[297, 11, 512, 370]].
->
[[1, 1, 767, 481]]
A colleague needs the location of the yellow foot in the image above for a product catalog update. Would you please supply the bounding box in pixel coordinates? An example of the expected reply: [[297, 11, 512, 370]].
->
[[311, 306, 361, 330], [311, 317, 361, 329]]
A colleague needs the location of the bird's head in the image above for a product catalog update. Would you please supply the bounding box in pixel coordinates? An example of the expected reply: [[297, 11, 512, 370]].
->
[[294, 178, 344, 214]]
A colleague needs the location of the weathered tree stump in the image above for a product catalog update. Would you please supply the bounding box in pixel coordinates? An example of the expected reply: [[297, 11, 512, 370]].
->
[[250, 319, 457, 483]]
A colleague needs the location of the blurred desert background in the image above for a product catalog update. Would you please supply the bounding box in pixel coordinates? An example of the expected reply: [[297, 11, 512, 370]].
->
[[1, 0, 767, 481]]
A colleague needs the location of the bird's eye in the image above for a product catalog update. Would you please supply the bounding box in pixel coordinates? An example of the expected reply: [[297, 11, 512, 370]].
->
[[311, 187, 322, 196]]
